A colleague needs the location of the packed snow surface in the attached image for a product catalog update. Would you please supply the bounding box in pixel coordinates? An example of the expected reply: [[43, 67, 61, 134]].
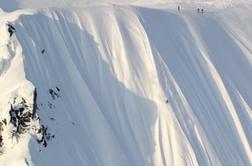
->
[[0, 0, 252, 166]]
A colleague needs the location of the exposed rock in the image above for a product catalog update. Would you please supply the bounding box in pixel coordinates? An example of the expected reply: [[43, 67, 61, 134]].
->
[[49, 88, 60, 100], [41, 49, 45, 54], [37, 125, 54, 147], [7, 23, 16, 37], [0, 122, 4, 150], [56, 86, 60, 92], [0, 88, 52, 154]]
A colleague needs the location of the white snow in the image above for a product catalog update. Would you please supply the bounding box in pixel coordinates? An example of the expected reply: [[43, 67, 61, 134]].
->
[[0, 1, 251, 166]]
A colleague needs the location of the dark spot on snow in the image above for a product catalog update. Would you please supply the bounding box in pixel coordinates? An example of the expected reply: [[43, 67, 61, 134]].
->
[[37, 125, 54, 147], [37, 125, 47, 147], [20, 98, 29, 109], [7, 23, 16, 37], [0, 121, 3, 150], [25, 158, 30, 166], [56, 86, 60, 92], [48, 102, 54, 109], [49, 89, 53, 95], [2, 119, 7, 126], [165, 99, 169, 103], [32, 89, 38, 118], [0, 136, 3, 145], [41, 49, 45, 54], [0, 135, 3, 153], [49, 88, 60, 100]]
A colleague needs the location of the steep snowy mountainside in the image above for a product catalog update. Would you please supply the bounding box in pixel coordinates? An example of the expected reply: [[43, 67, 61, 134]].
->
[[0, 9, 43, 166], [136, 5, 252, 165], [0, 1, 252, 166]]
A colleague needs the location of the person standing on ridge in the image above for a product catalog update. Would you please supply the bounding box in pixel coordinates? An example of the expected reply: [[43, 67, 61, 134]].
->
[[178, 6, 181, 12]]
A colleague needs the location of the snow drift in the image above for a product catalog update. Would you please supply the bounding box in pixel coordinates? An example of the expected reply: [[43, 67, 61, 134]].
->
[[0, 1, 251, 166]]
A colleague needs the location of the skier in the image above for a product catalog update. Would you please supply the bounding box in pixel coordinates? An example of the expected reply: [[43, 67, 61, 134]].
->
[[201, 9, 204, 14], [197, 8, 200, 13], [177, 6, 181, 12]]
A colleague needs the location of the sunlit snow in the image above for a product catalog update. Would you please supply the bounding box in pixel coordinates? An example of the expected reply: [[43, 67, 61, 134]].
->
[[0, 0, 251, 166]]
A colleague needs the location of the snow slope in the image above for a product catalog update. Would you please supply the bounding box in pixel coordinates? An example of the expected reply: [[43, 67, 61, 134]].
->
[[0, 0, 245, 11], [0, 1, 252, 166]]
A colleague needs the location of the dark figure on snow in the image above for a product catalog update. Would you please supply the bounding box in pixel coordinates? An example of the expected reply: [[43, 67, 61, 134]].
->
[[201, 9, 204, 14], [197, 8, 200, 13], [7, 23, 16, 37], [177, 6, 181, 12]]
